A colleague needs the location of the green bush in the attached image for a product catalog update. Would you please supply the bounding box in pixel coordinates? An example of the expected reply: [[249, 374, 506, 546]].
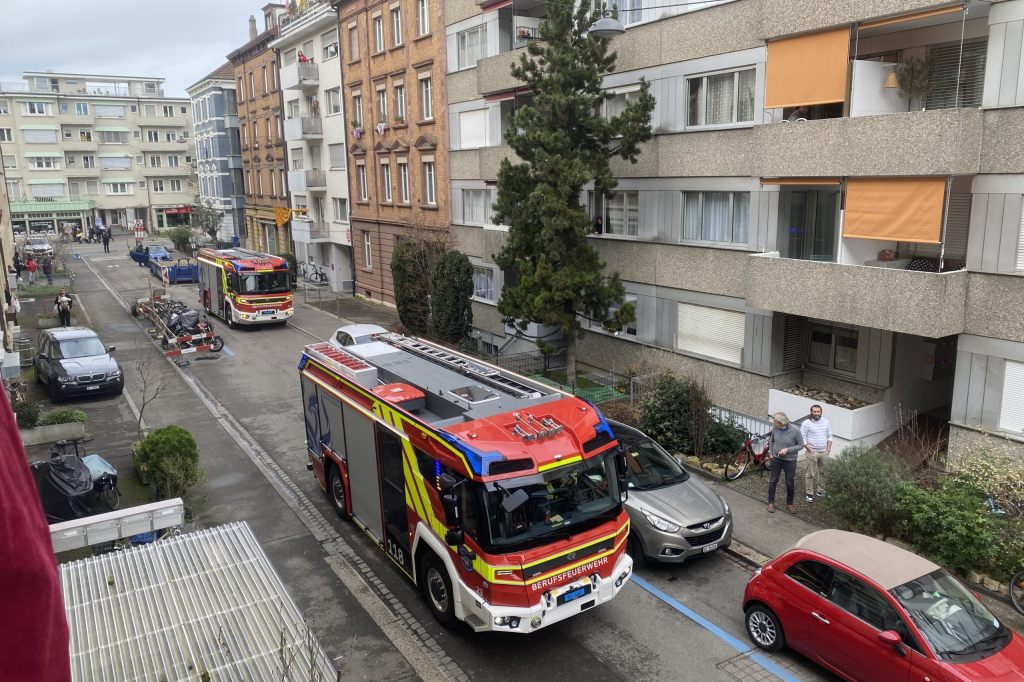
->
[[822, 447, 910, 538], [896, 480, 993, 574], [166, 226, 194, 253], [430, 251, 474, 344], [13, 400, 41, 429], [638, 375, 736, 456], [391, 240, 432, 335], [278, 252, 299, 289], [38, 408, 86, 426], [137, 425, 202, 501], [704, 419, 746, 457]]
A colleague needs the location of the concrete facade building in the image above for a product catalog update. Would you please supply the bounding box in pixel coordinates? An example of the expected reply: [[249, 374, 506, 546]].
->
[[187, 64, 246, 243], [445, 0, 1024, 460], [332, 0, 451, 304], [229, 5, 291, 254], [0, 72, 196, 236], [273, 0, 355, 292]]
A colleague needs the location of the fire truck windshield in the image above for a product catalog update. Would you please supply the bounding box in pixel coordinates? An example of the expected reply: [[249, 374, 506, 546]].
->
[[480, 451, 620, 551], [235, 271, 290, 294]]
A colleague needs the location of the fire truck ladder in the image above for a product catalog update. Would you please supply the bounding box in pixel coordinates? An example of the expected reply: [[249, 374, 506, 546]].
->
[[382, 334, 543, 400]]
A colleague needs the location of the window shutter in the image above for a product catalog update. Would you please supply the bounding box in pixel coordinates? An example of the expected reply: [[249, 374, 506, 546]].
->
[[999, 361, 1024, 434], [926, 38, 986, 109], [1017, 202, 1024, 273], [94, 104, 124, 117], [909, 193, 971, 260], [675, 303, 745, 364], [782, 315, 803, 371]]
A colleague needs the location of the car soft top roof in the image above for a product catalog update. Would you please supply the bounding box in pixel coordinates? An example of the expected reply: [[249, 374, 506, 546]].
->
[[47, 327, 99, 340], [794, 529, 939, 590]]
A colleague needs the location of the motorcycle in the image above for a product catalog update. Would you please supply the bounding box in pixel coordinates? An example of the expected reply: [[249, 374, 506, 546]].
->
[[167, 308, 224, 353]]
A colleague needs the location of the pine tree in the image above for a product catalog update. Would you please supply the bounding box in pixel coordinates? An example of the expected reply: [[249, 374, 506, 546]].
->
[[431, 251, 474, 343], [492, 1, 654, 386]]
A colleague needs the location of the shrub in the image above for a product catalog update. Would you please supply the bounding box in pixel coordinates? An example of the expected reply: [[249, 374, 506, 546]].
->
[[430, 251, 474, 344], [952, 448, 1024, 521], [38, 408, 86, 426], [896, 479, 993, 574], [983, 518, 1024, 577], [278, 252, 299, 289], [13, 400, 41, 429], [137, 425, 202, 500], [166, 226, 194, 253], [391, 240, 433, 335], [704, 419, 746, 457], [598, 399, 639, 428], [822, 447, 910, 538]]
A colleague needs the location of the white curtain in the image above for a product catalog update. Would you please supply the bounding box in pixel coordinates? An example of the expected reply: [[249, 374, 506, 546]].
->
[[683, 192, 701, 240], [737, 69, 755, 122], [705, 73, 735, 125], [732, 193, 750, 243], [607, 193, 626, 234], [472, 267, 493, 299], [463, 190, 485, 225], [702, 192, 730, 241]]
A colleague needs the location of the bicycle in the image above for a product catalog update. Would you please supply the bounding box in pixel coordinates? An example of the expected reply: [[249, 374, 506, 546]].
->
[[724, 428, 774, 481], [308, 263, 329, 285]]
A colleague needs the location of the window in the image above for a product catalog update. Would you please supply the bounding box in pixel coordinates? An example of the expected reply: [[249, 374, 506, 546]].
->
[[417, 0, 430, 36], [290, 147, 304, 170], [75, 102, 89, 115], [163, 105, 174, 117], [687, 68, 756, 127], [25, 101, 47, 115], [149, 155, 162, 167], [829, 570, 902, 634], [675, 303, 745, 364], [94, 104, 125, 118], [463, 189, 488, 225], [604, 88, 640, 119], [0, 100, 8, 114], [604, 191, 639, 236], [82, 155, 95, 168], [459, 109, 487, 149], [377, 88, 388, 120], [145, 82, 157, 94], [2, 155, 15, 169], [99, 156, 131, 170], [352, 94, 363, 126], [106, 182, 132, 195], [349, 25, 360, 60], [391, 8, 403, 46], [363, 231, 372, 267], [325, 88, 341, 115], [332, 197, 349, 221], [472, 266, 495, 301], [999, 361, 1024, 434], [98, 131, 127, 144], [23, 129, 58, 143], [0, 128, 10, 142], [422, 161, 436, 205], [152, 179, 165, 192], [393, 85, 406, 121], [31, 183, 65, 199], [79, 128, 92, 141], [807, 324, 858, 374], [322, 29, 340, 60], [257, 170, 263, 195], [357, 164, 368, 200], [170, 179, 181, 192], [926, 38, 986, 110], [329, 143, 346, 169], [596, 293, 638, 336], [168, 155, 179, 167], [419, 76, 433, 119], [270, 170, 276, 196], [373, 16, 385, 52], [145, 104, 157, 117], [262, 66, 269, 95], [248, 72, 255, 98], [457, 26, 487, 70], [6, 179, 20, 198], [86, 180, 99, 194], [30, 157, 59, 170], [785, 560, 834, 595], [147, 130, 159, 142], [682, 191, 750, 244], [398, 161, 409, 203], [381, 162, 393, 202]]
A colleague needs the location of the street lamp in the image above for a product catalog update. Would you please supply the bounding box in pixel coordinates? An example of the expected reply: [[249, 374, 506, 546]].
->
[[589, 10, 625, 38]]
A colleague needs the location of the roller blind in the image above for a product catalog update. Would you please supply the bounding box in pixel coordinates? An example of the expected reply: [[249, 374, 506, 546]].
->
[[844, 177, 946, 243], [999, 361, 1024, 434], [459, 109, 487, 149], [907, 193, 971, 259], [94, 104, 125, 118], [766, 28, 851, 109], [23, 129, 58, 143], [676, 303, 745, 364], [926, 38, 986, 110], [1017, 202, 1024, 272]]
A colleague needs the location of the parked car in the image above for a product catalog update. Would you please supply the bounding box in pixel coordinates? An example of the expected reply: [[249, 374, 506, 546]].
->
[[328, 323, 388, 350], [607, 420, 732, 566], [34, 327, 124, 402], [24, 236, 54, 259], [128, 244, 172, 266], [743, 529, 1024, 681]]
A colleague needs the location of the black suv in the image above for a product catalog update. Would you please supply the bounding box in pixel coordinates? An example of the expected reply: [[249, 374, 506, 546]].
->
[[34, 327, 123, 402]]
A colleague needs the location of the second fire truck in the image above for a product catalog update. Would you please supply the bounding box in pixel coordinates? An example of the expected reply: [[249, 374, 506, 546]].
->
[[196, 248, 293, 327]]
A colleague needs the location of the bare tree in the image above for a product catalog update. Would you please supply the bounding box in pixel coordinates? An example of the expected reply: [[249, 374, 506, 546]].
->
[[130, 338, 174, 442]]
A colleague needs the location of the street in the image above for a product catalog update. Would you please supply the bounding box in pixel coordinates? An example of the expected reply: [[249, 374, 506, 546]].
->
[[65, 240, 838, 682]]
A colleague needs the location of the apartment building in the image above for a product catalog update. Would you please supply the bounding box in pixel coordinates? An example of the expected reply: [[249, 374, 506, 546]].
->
[[0, 72, 195, 236], [229, 5, 291, 253], [272, 0, 355, 292], [187, 64, 245, 243], [332, 0, 450, 303], [1, 163, 15, 362], [446, 0, 1024, 461]]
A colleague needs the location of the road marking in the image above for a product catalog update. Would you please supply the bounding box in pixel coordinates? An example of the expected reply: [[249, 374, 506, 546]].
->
[[220, 346, 235, 357], [630, 575, 799, 682]]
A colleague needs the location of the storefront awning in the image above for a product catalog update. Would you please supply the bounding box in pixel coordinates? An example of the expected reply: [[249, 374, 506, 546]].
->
[[844, 177, 946, 244], [766, 27, 851, 109], [761, 177, 841, 186]]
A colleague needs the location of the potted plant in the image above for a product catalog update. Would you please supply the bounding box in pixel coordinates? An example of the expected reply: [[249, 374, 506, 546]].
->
[[134, 425, 202, 501], [393, 115, 405, 125], [896, 55, 933, 112]]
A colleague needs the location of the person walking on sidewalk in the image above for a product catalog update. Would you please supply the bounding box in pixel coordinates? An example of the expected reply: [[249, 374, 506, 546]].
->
[[42, 258, 54, 285], [767, 412, 804, 514], [800, 404, 832, 503], [54, 288, 73, 327], [101, 228, 112, 253], [25, 256, 37, 285]]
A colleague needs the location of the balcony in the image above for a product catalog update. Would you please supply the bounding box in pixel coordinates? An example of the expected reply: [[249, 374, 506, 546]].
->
[[62, 138, 97, 151], [744, 254, 968, 338], [65, 167, 101, 176], [283, 116, 323, 142], [292, 220, 352, 246], [137, 115, 187, 127], [280, 62, 319, 92], [288, 169, 327, 192], [476, 49, 527, 97], [9, 197, 95, 212]]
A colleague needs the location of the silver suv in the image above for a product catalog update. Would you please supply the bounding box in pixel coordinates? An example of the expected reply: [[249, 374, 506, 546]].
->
[[24, 236, 54, 259]]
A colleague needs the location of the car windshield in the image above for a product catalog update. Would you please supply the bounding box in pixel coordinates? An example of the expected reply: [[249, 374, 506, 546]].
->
[[890, 569, 1009, 660], [28, 238, 47, 246], [237, 271, 290, 294], [618, 433, 688, 490], [58, 337, 106, 359], [480, 451, 621, 551]]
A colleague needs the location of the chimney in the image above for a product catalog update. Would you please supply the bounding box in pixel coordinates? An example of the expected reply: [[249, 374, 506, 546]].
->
[[248, 15, 258, 40]]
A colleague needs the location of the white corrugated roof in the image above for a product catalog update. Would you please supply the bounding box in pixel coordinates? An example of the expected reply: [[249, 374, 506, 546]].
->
[[60, 522, 336, 681]]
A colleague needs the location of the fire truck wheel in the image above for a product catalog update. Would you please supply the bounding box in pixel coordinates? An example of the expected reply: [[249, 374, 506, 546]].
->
[[627, 532, 647, 570], [327, 465, 348, 518], [224, 303, 235, 329], [420, 552, 456, 627]]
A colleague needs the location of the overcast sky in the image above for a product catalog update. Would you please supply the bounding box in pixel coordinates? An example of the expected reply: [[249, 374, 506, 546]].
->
[[0, 0, 267, 97]]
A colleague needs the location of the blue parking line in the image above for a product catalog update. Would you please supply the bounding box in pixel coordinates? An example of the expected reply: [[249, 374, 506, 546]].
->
[[220, 346, 235, 357], [630, 575, 799, 682]]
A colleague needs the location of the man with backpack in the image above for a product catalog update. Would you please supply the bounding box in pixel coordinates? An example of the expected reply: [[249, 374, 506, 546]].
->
[[54, 288, 73, 327]]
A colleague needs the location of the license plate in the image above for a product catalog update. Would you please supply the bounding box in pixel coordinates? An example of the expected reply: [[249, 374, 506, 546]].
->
[[557, 584, 592, 606], [86, 385, 99, 391], [260, 309, 275, 315], [702, 542, 719, 554]]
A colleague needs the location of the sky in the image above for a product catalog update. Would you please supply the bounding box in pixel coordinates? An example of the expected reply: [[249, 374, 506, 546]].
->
[[0, 0, 268, 97]]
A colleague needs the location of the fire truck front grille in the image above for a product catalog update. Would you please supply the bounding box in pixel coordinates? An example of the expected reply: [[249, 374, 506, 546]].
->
[[522, 535, 616, 580]]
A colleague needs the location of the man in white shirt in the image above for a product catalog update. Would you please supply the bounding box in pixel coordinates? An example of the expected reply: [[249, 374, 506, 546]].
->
[[800, 404, 832, 503]]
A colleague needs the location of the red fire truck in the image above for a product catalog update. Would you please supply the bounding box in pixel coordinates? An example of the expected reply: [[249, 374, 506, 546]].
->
[[299, 334, 633, 632], [196, 248, 293, 327]]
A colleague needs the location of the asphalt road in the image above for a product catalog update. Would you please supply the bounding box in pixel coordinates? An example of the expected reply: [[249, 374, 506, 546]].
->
[[68, 240, 838, 682]]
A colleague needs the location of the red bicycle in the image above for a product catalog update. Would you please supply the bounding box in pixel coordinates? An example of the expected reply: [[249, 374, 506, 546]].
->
[[724, 429, 773, 481]]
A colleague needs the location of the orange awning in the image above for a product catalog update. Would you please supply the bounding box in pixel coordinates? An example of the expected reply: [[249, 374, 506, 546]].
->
[[860, 5, 962, 31], [761, 177, 841, 186], [766, 27, 851, 109], [844, 177, 946, 244]]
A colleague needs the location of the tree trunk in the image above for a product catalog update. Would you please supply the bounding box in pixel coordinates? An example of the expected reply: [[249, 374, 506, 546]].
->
[[565, 332, 577, 389]]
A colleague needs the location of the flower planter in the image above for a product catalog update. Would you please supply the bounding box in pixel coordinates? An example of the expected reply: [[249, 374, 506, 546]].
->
[[769, 389, 887, 442], [19, 421, 86, 446]]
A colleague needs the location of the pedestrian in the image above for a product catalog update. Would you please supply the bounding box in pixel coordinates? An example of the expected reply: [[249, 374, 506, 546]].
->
[[4, 286, 18, 325], [800, 404, 832, 503], [767, 412, 804, 514], [42, 258, 54, 285], [12, 251, 23, 282], [25, 256, 37, 285], [101, 228, 112, 253], [592, 215, 604, 235], [53, 288, 73, 327]]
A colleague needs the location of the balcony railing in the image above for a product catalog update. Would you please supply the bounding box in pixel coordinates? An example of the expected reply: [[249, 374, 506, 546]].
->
[[283, 116, 323, 141], [288, 169, 327, 192], [280, 61, 319, 91]]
